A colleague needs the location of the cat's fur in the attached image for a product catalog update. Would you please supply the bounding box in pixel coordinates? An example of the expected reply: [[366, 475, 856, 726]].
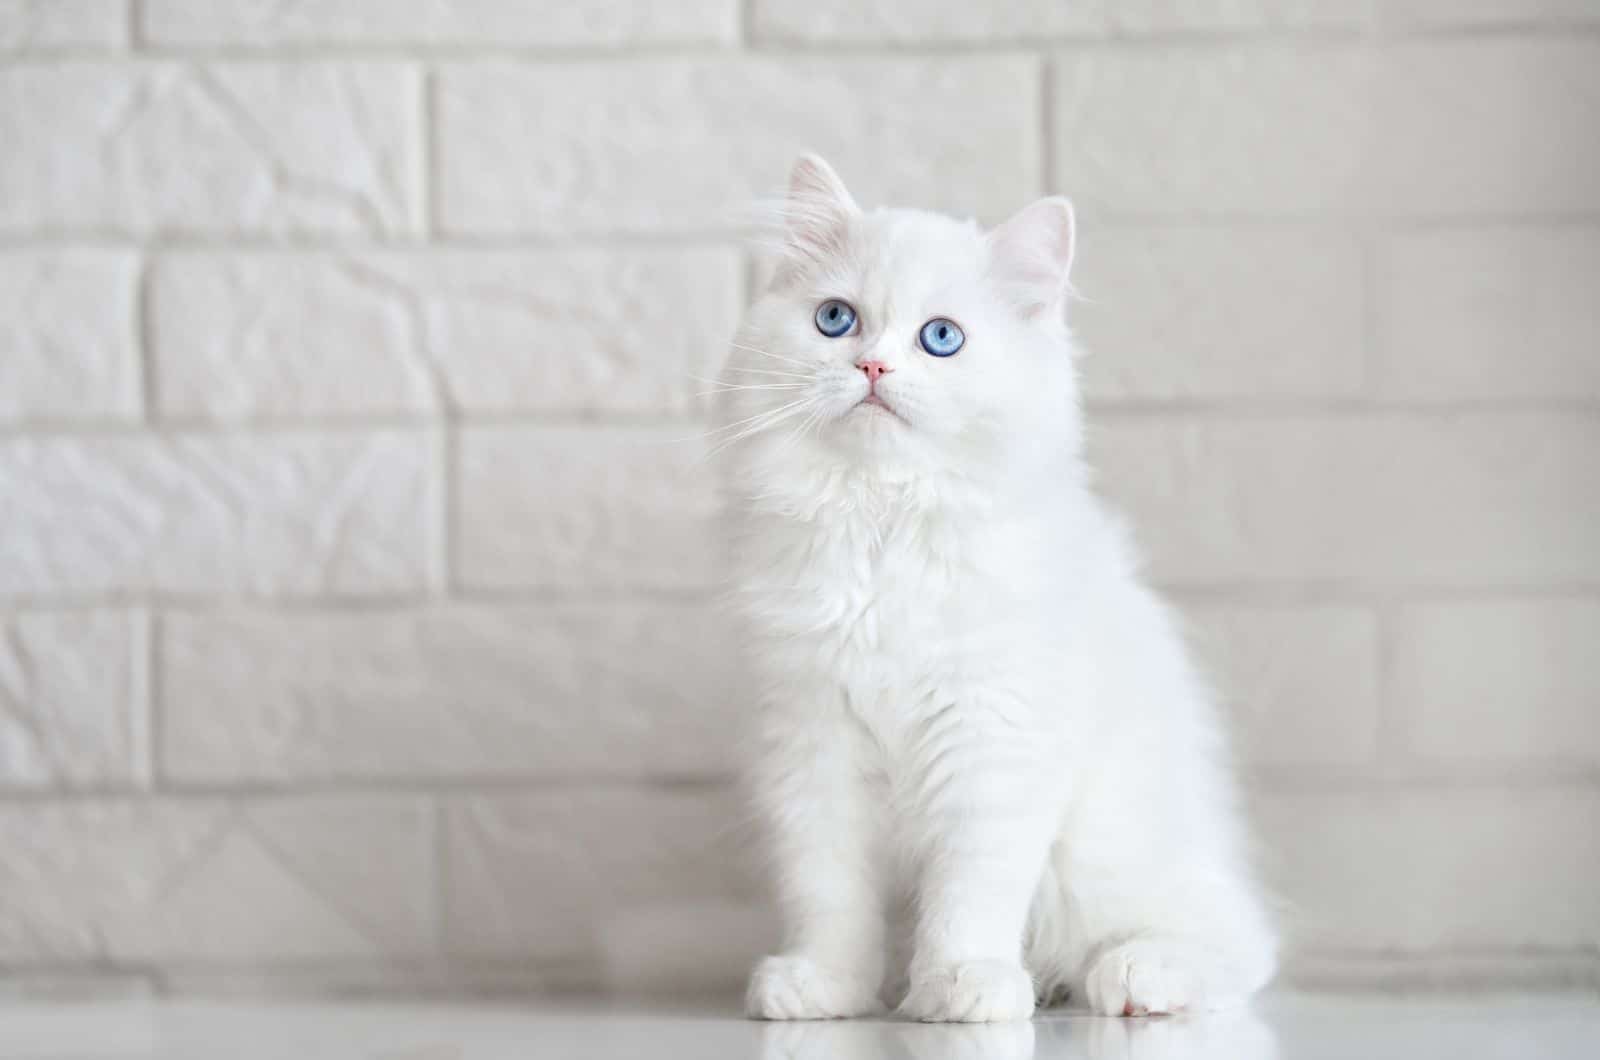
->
[[719, 156, 1276, 1023]]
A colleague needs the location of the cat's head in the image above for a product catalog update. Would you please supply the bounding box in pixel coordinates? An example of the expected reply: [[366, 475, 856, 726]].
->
[[719, 155, 1083, 486]]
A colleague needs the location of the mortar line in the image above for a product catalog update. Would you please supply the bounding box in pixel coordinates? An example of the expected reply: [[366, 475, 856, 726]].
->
[[1371, 600, 1408, 770], [1, 215, 1596, 251], [3, 581, 1598, 615], [417, 66, 436, 238], [419, 54, 458, 606], [1356, 220, 1382, 403], [2, 400, 1598, 440], [0, 774, 739, 803], [134, 254, 156, 421], [140, 607, 159, 790], [431, 795, 447, 958], [8, 24, 1600, 62], [737, 0, 754, 48], [0, 767, 1594, 804], [1038, 53, 1055, 195], [145, 607, 167, 791], [437, 420, 457, 597]]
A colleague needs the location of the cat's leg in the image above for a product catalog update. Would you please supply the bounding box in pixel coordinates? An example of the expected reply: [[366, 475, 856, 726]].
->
[[1061, 804, 1277, 1016], [1055, 583, 1277, 1016], [1081, 929, 1272, 1018], [1024, 851, 1076, 1008], [746, 687, 887, 1020], [879, 888, 917, 1010], [895, 698, 1061, 1023]]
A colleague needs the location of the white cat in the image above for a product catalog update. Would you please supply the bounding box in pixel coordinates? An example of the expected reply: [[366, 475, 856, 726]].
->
[[719, 156, 1276, 1023]]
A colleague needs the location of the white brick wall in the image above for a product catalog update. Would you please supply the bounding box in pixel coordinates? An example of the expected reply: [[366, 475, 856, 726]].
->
[[0, 0, 1594, 998]]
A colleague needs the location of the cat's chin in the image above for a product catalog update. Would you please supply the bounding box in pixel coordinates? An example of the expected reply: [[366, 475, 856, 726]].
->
[[833, 401, 923, 456], [853, 396, 905, 423], [818, 410, 959, 482]]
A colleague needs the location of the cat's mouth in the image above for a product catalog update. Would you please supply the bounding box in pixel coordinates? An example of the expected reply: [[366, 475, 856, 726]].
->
[[857, 393, 903, 421]]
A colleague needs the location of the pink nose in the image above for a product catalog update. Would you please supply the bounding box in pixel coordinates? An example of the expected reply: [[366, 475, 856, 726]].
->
[[857, 360, 893, 384]]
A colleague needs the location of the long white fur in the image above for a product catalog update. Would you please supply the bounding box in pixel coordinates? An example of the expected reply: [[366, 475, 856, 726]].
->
[[722, 156, 1276, 1023]]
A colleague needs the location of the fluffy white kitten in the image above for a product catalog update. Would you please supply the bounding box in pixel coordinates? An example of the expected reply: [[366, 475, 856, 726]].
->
[[720, 156, 1275, 1023]]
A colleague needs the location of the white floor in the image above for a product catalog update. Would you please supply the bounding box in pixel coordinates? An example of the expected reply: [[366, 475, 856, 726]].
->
[[2, 992, 1597, 1059]]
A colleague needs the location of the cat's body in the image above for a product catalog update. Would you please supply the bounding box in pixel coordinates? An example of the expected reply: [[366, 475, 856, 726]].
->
[[721, 157, 1276, 1023]]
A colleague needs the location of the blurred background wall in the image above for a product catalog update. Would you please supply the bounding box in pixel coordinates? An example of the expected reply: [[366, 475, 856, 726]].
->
[[1, 0, 1596, 999]]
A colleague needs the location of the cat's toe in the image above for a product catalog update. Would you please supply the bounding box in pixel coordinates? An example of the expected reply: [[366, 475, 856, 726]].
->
[[1034, 974, 1072, 1008], [897, 960, 1035, 1022], [745, 955, 883, 1020], [880, 972, 911, 1010], [1085, 939, 1211, 1017]]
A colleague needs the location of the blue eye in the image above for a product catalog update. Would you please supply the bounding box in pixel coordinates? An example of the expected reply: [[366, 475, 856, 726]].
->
[[814, 299, 857, 338], [919, 317, 964, 357]]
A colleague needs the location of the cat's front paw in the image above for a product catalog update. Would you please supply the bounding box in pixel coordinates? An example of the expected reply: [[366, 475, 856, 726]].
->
[[897, 960, 1035, 1022], [745, 954, 883, 1020], [1085, 939, 1207, 1016]]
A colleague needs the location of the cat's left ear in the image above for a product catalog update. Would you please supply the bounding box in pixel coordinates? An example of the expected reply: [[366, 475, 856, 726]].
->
[[986, 197, 1076, 319], [771, 154, 860, 285]]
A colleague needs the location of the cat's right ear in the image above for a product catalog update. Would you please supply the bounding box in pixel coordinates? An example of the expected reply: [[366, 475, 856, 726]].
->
[[775, 154, 859, 282], [987, 197, 1076, 321]]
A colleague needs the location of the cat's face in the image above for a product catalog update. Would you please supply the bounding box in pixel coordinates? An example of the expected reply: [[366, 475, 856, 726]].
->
[[720, 156, 1082, 482]]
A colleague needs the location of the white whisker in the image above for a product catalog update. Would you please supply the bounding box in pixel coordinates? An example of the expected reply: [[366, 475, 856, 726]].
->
[[692, 374, 808, 392], [703, 397, 811, 437], [695, 383, 808, 397], [664, 397, 811, 446], [701, 399, 815, 460], [728, 341, 814, 371], [777, 405, 827, 457], [718, 365, 816, 380]]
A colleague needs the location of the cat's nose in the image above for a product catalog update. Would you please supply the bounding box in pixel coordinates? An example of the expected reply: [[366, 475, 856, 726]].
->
[[857, 360, 893, 384]]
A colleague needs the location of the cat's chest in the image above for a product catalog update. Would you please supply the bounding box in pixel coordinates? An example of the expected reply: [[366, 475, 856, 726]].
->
[[745, 501, 1002, 650]]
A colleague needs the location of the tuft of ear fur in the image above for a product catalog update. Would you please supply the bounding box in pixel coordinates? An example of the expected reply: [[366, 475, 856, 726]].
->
[[987, 197, 1076, 319], [771, 154, 860, 285]]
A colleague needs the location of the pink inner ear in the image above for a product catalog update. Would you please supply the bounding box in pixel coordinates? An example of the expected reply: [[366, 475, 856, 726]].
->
[[789, 155, 858, 214], [988, 198, 1075, 313], [773, 156, 860, 285]]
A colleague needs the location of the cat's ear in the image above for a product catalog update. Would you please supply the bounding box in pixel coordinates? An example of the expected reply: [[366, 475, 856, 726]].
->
[[987, 197, 1076, 319], [775, 154, 859, 280]]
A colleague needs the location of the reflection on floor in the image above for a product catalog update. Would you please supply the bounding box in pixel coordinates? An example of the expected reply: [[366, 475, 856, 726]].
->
[[1, 990, 1597, 1059]]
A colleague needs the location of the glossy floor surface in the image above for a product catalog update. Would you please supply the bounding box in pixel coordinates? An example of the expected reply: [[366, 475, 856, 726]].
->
[[3, 992, 1596, 1059]]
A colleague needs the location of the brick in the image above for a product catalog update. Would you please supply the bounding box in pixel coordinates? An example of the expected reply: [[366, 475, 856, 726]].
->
[[149, 254, 430, 420], [1180, 602, 1380, 769], [143, 0, 736, 46], [0, 611, 145, 788], [0, 432, 434, 598], [157, 964, 510, 998], [0, 63, 418, 236], [751, 0, 1101, 42], [160, 602, 739, 783], [456, 426, 718, 592], [150, 249, 741, 419], [0, 972, 154, 1000], [1074, 228, 1365, 401], [1109, 0, 1375, 31], [443, 787, 757, 960], [1090, 413, 1600, 587], [752, 0, 1375, 40], [1394, 599, 1600, 768], [1052, 40, 1600, 218], [437, 57, 1039, 235], [1375, 228, 1600, 402], [0, 252, 139, 423], [1258, 787, 1600, 951], [0, 0, 125, 50], [597, 901, 772, 994], [1380, 0, 1600, 28], [0, 796, 432, 960]]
